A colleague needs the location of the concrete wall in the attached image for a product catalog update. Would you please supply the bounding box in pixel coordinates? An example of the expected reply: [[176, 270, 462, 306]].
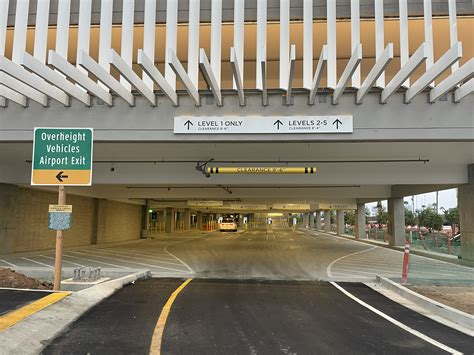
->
[[96, 200, 143, 244], [14, 188, 95, 252], [0, 185, 143, 254]]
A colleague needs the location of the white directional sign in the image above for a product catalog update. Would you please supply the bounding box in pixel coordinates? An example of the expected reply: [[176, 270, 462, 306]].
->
[[187, 200, 224, 207], [174, 116, 353, 134], [271, 204, 311, 211]]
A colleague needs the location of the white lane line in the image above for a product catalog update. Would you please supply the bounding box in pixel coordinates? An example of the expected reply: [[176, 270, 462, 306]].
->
[[39, 255, 85, 267], [107, 248, 170, 256], [331, 282, 462, 354], [0, 259, 18, 267], [79, 247, 173, 261], [80, 249, 186, 267], [21, 257, 54, 268], [68, 251, 189, 273], [164, 235, 203, 273], [63, 254, 131, 269], [327, 246, 378, 278]]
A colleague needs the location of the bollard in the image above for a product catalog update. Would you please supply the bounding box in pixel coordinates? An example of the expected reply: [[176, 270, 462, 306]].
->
[[401, 240, 411, 286]]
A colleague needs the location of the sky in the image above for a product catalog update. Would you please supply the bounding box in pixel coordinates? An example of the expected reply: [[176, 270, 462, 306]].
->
[[366, 188, 458, 213]]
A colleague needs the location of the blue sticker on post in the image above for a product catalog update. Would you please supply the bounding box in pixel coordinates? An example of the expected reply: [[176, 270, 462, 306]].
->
[[48, 205, 73, 230]]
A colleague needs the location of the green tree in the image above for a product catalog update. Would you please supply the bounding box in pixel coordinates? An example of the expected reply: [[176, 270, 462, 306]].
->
[[418, 207, 443, 233], [345, 210, 355, 225], [376, 207, 389, 225], [442, 207, 459, 236], [404, 207, 417, 226], [365, 207, 371, 224]]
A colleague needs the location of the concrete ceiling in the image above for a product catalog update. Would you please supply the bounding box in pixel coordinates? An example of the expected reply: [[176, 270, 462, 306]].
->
[[1, 141, 472, 206]]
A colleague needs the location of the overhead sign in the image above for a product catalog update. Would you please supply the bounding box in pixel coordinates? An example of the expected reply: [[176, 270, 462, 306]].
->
[[31, 128, 93, 186], [187, 200, 224, 207], [318, 203, 357, 210], [230, 204, 268, 210], [271, 204, 311, 211], [48, 205, 73, 230], [208, 167, 316, 174], [174, 116, 353, 134]]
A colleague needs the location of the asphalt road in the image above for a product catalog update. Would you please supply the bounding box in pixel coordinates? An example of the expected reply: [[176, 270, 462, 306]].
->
[[0, 289, 48, 316], [42, 278, 471, 355]]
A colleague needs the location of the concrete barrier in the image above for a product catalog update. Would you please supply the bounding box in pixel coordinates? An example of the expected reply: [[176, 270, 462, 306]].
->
[[376, 275, 474, 334]]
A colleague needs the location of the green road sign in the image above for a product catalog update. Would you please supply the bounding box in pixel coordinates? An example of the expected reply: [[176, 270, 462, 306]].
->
[[31, 128, 93, 186]]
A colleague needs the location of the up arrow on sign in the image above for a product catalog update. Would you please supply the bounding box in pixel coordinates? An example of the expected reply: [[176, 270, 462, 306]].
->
[[274, 120, 284, 130], [333, 119, 343, 129]]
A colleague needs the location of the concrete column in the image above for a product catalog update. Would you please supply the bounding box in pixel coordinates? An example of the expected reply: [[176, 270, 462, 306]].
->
[[302, 213, 308, 228], [315, 211, 322, 230], [184, 209, 191, 230], [355, 204, 367, 239], [459, 166, 474, 261], [0, 184, 18, 254], [324, 210, 331, 232], [336, 210, 345, 235], [388, 197, 405, 246], [309, 212, 315, 229], [196, 211, 203, 230], [165, 207, 176, 233]]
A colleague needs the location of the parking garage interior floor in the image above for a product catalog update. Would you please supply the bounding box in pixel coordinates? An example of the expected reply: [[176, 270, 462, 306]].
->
[[2, 228, 473, 284]]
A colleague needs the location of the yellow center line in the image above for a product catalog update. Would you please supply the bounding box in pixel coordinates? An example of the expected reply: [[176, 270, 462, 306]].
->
[[0, 292, 70, 333], [149, 278, 193, 355]]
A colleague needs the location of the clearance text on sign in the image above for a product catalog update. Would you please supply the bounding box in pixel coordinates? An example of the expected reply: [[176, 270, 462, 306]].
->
[[174, 116, 353, 134], [208, 167, 316, 174], [31, 128, 93, 186]]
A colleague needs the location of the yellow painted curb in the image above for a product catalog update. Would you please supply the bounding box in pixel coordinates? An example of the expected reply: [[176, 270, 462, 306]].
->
[[0, 292, 70, 333], [149, 279, 193, 355]]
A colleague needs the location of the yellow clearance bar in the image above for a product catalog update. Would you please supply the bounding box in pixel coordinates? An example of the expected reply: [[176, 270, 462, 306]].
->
[[207, 167, 317, 174]]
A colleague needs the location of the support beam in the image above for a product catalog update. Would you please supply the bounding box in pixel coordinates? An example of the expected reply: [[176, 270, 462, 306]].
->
[[121, 0, 134, 91], [77, 50, 134, 106], [405, 42, 462, 103], [143, 0, 156, 90], [165, 0, 178, 90], [399, 0, 410, 87], [351, 0, 360, 88], [0, 72, 47, 106], [199, 49, 222, 106], [233, 0, 245, 91], [256, 0, 266, 91], [285, 44, 296, 105], [211, 0, 222, 85], [324, 210, 331, 233], [388, 197, 405, 246], [188, 0, 200, 89], [230, 47, 245, 106], [0, 0, 10, 106], [355, 204, 366, 239], [308, 45, 328, 105], [168, 50, 200, 106], [448, 0, 459, 73], [279, 0, 289, 90], [0, 56, 54, 106], [110, 49, 155, 106], [429, 58, 474, 103], [260, 60, 268, 106], [356, 44, 394, 104], [0, 84, 27, 107], [336, 210, 345, 236], [374, 0, 385, 88], [332, 44, 362, 105], [454, 78, 473, 103], [48, 50, 112, 106], [326, 0, 337, 89], [315, 211, 322, 230], [303, 0, 313, 89], [381, 43, 428, 104], [138, 49, 177, 106], [76, 0, 92, 76], [22, 52, 90, 106]]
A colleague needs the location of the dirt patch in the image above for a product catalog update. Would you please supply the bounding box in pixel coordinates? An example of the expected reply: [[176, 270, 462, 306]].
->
[[408, 285, 474, 315], [0, 268, 52, 290]]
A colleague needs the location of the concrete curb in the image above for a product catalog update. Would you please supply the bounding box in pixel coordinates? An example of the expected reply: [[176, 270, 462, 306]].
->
[[376, 275, 474, 334], [0, 270, 150, 355]]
